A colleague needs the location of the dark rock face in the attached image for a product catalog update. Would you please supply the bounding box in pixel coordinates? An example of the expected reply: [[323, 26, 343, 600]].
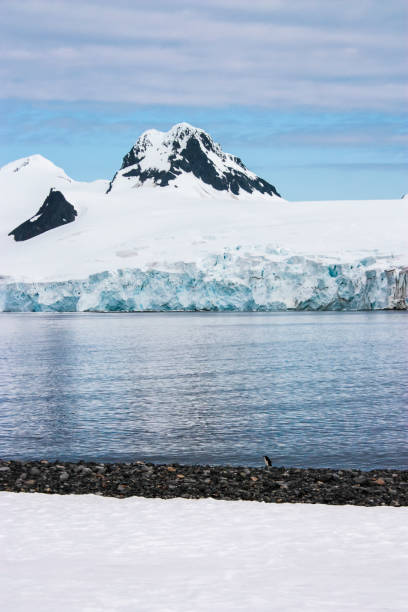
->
[[1, 460, 407, 506], [107, 125, 281, 197], [8, 189, 77, 242]]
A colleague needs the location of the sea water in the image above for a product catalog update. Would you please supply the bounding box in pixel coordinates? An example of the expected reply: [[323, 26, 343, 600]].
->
[[0, 312, 407, 469]]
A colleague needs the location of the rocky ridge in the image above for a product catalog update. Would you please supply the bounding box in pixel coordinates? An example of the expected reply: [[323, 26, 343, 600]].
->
[[107, 122, 281, 197], [8, 188, 77, 241]]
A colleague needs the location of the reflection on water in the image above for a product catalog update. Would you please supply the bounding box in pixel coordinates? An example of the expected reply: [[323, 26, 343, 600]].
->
[[0, 312, 407, 469]]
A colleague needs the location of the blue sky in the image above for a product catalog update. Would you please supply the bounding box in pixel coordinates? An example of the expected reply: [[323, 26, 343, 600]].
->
[[1, 0, 407, 200]]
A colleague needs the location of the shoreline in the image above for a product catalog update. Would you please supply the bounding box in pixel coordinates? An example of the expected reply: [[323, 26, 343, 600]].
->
[[1, 460, 407, 506], [0, 308, 407, 313]]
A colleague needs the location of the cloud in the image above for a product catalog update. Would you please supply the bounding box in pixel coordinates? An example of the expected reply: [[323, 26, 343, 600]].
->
[[0, 0, 407, 110]]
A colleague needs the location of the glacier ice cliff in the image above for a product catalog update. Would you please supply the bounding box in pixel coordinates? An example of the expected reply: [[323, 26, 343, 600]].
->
[[0, 253, 407, 312]]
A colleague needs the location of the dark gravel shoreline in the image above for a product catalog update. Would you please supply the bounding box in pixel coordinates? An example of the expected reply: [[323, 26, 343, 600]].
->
[[1, 460, 407, 506]]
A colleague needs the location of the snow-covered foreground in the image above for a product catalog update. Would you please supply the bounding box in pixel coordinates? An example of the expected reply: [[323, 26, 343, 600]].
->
[[1, 493, 407, 611]]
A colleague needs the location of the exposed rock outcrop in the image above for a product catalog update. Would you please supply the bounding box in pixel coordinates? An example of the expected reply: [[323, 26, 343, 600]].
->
[[107, 123, 281, 198], [8, 189, 77, 241]]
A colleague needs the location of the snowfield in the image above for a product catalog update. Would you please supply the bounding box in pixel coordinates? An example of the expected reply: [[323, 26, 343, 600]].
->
[[0, 132, 407, 311], [0, 493, 407, 611]]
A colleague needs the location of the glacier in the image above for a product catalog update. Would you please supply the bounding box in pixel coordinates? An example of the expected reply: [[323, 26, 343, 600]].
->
[[1, 252, 406, 312], [1, 125, 407, 312]]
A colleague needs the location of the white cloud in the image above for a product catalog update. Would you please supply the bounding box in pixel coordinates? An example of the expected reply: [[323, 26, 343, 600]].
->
[[0, 0, 406, 110]]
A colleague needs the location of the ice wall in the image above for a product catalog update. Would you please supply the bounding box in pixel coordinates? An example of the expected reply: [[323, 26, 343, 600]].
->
[[0, 253, 407, 312]]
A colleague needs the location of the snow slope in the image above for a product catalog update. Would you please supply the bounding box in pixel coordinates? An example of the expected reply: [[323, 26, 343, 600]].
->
[[0, 154, 108, 231], [0, 126, 407, 311], [0, 493, 407, 612]]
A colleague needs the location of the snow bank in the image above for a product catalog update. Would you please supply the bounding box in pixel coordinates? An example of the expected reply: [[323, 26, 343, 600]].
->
[[0, 493, 407, 611]]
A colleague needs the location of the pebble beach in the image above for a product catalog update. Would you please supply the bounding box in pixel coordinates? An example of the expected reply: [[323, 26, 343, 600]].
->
[[1, 460, 407, 506]]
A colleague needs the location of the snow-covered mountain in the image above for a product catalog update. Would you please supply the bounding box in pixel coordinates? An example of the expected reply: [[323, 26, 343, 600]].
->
[[107, 123, 281, 198], [0, 124, 407, 311], [0, 154, 107, 234]]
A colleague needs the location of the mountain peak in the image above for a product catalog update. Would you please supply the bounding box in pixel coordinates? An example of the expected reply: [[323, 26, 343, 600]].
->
[[0, 154, 66, 176], [107, 123, 281, 198]]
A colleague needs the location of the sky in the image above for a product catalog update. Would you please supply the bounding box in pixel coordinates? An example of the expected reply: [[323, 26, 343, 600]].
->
[[0, 0, 407, 200]]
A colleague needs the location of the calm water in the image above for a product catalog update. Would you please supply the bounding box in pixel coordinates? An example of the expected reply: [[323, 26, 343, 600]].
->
[[0, 312, 407, 469]]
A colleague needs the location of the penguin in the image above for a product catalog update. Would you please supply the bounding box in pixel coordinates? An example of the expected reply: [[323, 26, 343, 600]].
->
[[263, 455, 272, 467]]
